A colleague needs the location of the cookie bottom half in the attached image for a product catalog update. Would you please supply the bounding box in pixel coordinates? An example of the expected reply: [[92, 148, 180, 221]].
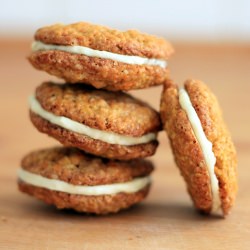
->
[[29, 51, 170, 91], [30, 112, 158, 160], [18, 181, 150, 214]]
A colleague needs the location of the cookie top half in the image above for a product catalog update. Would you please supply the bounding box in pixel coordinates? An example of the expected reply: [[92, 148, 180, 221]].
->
[[33, 22, 174, 59], [160, 79, 237, 216], [21, 147, 153, 186]]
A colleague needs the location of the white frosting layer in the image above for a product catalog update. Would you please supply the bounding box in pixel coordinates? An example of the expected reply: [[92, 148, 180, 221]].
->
[[18, 168, 150, 196], [29, 95, 156, 146], [32, 41, 167, 68], [179, 88, 221, 213]]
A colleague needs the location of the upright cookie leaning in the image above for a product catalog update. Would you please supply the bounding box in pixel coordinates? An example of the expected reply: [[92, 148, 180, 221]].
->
[[30, 82, 161, 160], [160, 80, 237, 216], [18, 147, 153, 214], [28, 22, 174, 91]]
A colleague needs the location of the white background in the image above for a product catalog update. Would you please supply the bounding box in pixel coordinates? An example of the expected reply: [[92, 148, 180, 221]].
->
[[1, 0, 250, 42]]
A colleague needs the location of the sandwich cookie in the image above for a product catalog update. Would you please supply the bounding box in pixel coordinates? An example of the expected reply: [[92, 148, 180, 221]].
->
[[30, 82, 161, 160], [18, 147, 153, 214], [28, 22, 174, 91], [160, 80, 237, 216]]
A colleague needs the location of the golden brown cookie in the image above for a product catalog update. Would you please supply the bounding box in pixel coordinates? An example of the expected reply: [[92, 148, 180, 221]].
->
[[18, 147, 153, 214], [28, 22, 174, 91], [160, 80, 237, 216], [30, 82, 161, 160]]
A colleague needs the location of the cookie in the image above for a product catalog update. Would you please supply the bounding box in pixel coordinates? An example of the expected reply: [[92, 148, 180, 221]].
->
[[28, 22, 174, 91], [18, 147, 153, 214], [29, 82, 161, 160], [160, 80, 237, 216]]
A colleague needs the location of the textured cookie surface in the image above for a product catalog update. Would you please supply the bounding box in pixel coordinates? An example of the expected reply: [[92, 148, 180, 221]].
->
[[30, 112, 158, 160], [21, 147, 154, 185], [34, 22, 174, 58], [29, 22, 174, 90], [19, 182, 150, 214], [185, 80, 237, 215], [19, 147, 153, 214], [28, 52, 170, 91], [30, 82, 160, 159], [35, 82, 161, 136], [160, 82, 213, 213], [160, 80, 237, 215]]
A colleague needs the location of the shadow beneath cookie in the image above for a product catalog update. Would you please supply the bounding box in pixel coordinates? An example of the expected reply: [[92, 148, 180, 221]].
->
[[13, 194, 223, 222], [42, 202, 221, 221], [127, 202, 223, 221], [17, 198, 94, 219]]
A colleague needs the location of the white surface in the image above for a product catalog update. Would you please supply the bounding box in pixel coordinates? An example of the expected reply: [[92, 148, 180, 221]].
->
[[1, 0, 250, 42]]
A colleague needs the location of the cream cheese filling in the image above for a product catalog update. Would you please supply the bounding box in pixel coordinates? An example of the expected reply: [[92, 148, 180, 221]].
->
[[179, 88, 221, 213], [18, 168, 150, 196], [32, 41, 167, 68], [29, 95, 156, 146]]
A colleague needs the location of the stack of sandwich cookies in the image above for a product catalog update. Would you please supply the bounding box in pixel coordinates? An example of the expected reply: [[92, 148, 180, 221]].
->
[[160, 80, 237, 216], [19, 21, 172, 214], [19, 21, 238, 216]]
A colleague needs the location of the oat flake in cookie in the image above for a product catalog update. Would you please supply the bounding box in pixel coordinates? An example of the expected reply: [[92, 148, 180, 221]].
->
[[28, 22, 174, 91], [160, 79, 238, 216]]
